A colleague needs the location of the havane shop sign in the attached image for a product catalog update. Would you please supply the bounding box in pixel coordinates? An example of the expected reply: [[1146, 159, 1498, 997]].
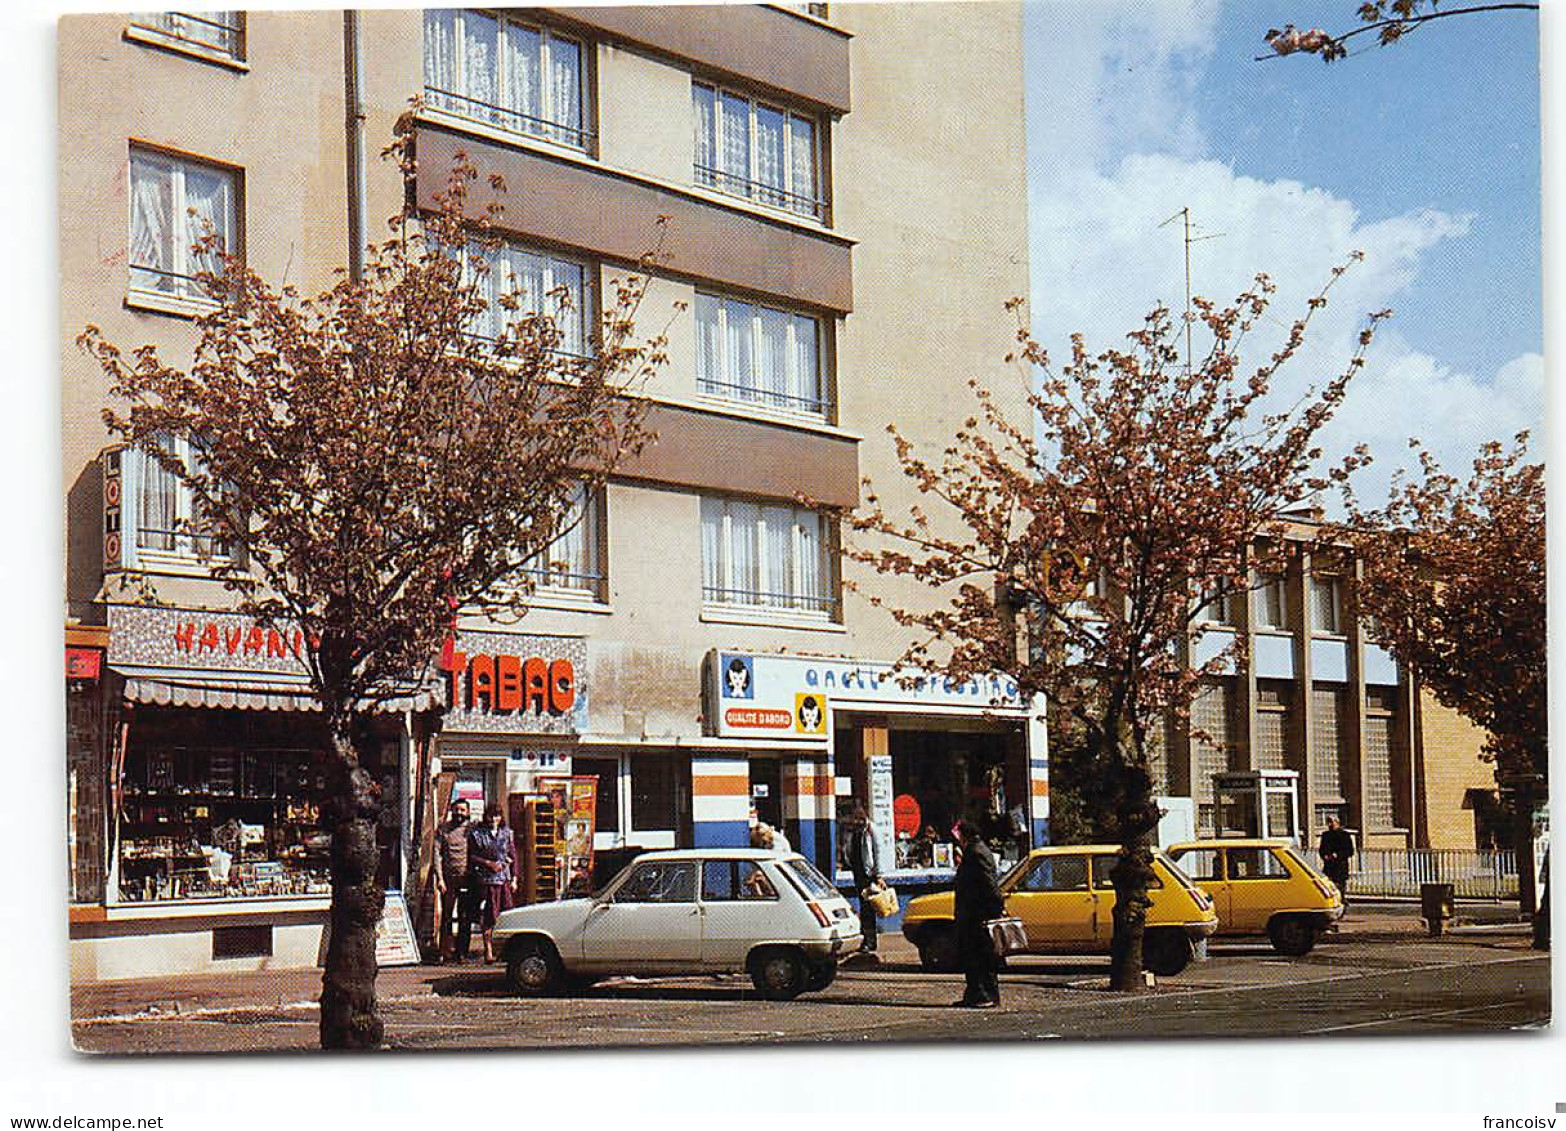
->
[[706, 650, 1026, 741]]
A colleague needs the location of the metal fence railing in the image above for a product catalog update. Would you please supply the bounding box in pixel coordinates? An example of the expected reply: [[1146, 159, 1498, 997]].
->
[[1299, 846, 1519, 900]]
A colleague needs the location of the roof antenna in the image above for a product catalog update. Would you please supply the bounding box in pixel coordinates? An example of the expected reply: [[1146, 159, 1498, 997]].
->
[[1158, 207, 1224, 374]]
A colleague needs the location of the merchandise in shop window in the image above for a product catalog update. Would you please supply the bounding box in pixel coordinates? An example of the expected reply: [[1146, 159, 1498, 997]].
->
[[116, 746, 333, 902]]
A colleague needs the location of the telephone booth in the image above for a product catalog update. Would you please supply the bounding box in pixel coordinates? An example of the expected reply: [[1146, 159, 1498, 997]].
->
[[1213, 770, 1300, 842]]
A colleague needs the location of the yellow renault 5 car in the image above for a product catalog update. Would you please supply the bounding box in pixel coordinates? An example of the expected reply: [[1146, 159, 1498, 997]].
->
[[1166, 839, 1343, 956], [901, 844, 1219, 976]]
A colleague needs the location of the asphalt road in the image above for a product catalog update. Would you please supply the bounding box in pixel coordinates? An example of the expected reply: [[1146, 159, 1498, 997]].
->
[[73, 930, 1549, 1055]]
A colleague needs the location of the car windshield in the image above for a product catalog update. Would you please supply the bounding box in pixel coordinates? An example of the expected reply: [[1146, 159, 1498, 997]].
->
[[998, 855, 1034, 892], [1155, 852, 1201, 892], [778, 857, 837, 900]]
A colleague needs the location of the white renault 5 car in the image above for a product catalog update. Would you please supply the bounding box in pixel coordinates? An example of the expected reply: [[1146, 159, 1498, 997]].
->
[[492, 848, 861, 1000]]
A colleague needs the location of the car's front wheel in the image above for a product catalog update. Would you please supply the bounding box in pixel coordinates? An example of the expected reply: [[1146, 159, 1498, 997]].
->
[[505, 937, 566, 996], [1267, 914, 1320, 957], [748, 947, 809, 1001], [1142, 927, 1194, 976], [915, 923, 961, 973]]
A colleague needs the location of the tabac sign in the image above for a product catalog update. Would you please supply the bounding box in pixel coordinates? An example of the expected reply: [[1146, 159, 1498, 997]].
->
[[441, 630, 587, 736], [706, 651, 1026, 742]]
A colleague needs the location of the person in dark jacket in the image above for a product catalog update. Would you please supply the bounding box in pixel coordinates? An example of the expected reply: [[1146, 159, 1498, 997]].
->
[[952, 817, 1005, 1008], [841, 800, 885, 960], [435, 798, 472, 962], [1317, 816, 1355, 908]]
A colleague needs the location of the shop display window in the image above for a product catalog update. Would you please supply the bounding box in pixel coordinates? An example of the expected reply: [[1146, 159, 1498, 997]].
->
[[885, 728, 1029, 871], [118, 742, 332, 901]]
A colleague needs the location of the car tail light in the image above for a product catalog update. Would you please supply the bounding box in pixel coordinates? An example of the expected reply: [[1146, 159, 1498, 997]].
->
[[1314, 877, 1338, 901], [806, 901, 831, 928]]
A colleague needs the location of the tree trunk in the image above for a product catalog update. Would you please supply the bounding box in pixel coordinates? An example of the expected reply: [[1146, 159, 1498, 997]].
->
[[1107, 839, 1156, 991], [319, 722, 386, 1050]]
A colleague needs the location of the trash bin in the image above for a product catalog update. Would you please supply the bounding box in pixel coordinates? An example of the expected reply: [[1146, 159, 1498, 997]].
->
[[1421, 882, 1455, 936]]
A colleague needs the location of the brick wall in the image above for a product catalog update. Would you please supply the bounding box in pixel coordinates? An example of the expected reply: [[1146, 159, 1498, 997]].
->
[[1415, 689, 1495, 849]]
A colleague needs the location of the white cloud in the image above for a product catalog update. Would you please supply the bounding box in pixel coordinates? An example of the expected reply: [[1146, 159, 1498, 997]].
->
[[1023, 6, 1543, 511]]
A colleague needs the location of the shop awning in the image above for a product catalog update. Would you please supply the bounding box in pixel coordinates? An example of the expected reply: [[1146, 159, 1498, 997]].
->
[[112, 665, 439, 714]]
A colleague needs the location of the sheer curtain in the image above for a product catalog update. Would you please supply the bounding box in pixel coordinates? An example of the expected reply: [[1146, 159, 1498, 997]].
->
[[755, 105, 786, 207], [695, 295, 722, 393], [723, 299, 753, 400], [182, 164, 231, 283], [139, 437, 179, 552], [423, 10, 458, 110], [758, 307, 789, 409], [129, 153, 173, 293], [551, 259, 586, 357], [693, 84, 717, 184], [720, 92, 750, 189], [547, 34, 581, 143], [796, 510, 824, 611], [460, 11, 498, 123], [729, 501, 760, 602], [789, 115, 816, 216], [503, 21, 542, 130], [701, 498, 721, 600], [761, 505, 793, 608], [791, 313, 820, 412]]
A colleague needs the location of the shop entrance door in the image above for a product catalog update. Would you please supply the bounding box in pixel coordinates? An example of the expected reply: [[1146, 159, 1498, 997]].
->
[[749, 757, 782, 832]]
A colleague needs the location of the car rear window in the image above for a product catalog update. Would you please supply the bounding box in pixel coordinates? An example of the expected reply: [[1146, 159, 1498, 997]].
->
[[778, 858, 838, 900], [1092, 853, 1163, 890]]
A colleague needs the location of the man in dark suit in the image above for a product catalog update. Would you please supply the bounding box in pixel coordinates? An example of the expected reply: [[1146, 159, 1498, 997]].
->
[[953, 818, 1005, 1008], [1317, 816, 1355, 908]]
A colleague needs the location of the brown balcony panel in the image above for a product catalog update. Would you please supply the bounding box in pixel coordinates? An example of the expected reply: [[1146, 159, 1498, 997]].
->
[[417, 124, 853, 313], [539, 5, 850, 114], [621, 400, 858, 510]]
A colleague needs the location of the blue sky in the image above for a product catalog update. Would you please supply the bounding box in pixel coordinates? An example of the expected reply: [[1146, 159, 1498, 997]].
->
[[1022, 0, 1543, 502]]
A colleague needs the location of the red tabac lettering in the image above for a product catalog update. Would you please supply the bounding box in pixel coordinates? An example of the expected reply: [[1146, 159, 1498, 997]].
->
[[445, 652, 467, 705], [549, 659, 575, 713], [496, 655, 522, 712], [522, 657, 549, 714], [469, 654, 496, 711], [173, 623, 196, 653]]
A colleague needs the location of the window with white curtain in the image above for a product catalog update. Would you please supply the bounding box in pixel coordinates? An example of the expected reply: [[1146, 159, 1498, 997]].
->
[[523, 485, 605, 600], [1252, 574, 1288, 630], [424, 10, 587, 149], [128, 12, 244, 58], [128, 147, 237, 303], [462, 238, 590, 357], [693, 82, 822, 220], [695, 293, 827, 418], [701, 496, 836, 618], [131, 436, 230, 563]]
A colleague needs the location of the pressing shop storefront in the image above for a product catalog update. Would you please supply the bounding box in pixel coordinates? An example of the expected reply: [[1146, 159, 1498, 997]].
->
[[699, 651, 1047, 909], [69, 606, 419, 980]]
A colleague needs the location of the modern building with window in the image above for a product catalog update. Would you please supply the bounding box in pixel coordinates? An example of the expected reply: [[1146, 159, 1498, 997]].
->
[[1135, 513, 1500, 855], [61, 5, 1040, 977]]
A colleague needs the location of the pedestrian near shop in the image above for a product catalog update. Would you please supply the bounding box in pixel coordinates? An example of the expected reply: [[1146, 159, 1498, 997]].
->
[[842, 800, 885, 960], [1318, 816, 1355, 908], [952, 818, 1004, 1008], [468, 803, 517, 964], [436, 798, 472, 962]]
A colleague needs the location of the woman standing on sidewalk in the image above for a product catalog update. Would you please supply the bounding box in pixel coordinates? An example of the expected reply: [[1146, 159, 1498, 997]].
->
[[952, 818, 1004, 1008], [467, 804, 516, 964]]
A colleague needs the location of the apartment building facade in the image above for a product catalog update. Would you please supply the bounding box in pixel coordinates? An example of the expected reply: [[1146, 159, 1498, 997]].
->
[[61, 5, 1040, 977]]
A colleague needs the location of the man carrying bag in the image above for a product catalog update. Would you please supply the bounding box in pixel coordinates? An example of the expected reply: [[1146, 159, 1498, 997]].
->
[[842, 800, 885, 962], [953, 818, 1005, 1008]]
